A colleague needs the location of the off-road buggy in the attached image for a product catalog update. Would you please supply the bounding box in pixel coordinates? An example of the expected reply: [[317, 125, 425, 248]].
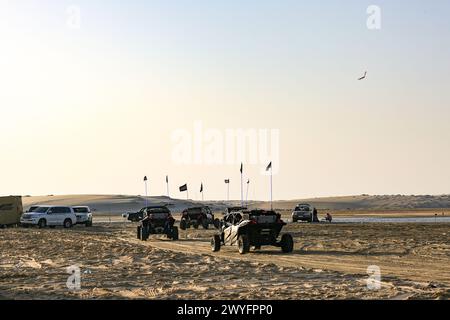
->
[[211, 209, 294, 254], [180, 206, 220, 230], [136, 206, 178, 241]]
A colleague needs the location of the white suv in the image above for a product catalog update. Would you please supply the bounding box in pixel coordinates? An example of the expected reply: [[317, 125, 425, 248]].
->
[[73, 206, 93, 227], [20, 206, 77, 229], [292, 203, 318, 223]]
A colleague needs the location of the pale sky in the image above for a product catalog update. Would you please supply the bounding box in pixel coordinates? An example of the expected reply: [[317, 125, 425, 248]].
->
[[1, 0, 449, 200]]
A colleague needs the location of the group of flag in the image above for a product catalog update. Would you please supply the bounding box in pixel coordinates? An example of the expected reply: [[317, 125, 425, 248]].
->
[[143, 161, 273, 201]]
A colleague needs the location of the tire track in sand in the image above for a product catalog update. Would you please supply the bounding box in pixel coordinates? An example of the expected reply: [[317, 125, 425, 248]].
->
[[122, 236, 450, 286]]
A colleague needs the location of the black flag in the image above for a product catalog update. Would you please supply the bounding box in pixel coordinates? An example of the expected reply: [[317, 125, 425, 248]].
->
[[143, 176, 148, 181], [224, 179, 230, 184], [179, 184, 188, 192], [266, 162, 272, 171], [247, 179, 250, 184], [200, 183, 203, 193], [240, 163, 243, 174], [166, 175, 168, 183]]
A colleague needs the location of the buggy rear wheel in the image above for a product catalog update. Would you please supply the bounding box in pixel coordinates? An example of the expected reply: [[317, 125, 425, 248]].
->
[[238, 234, 250, 254], [202, 219, 209, 230], [140, 225, 149, 241], [280, 234, 294, 253], [171, 226, 179, 241], [180, 219, 187, 230], [193, 221, 199, 229], [137, 226, 142, 240], [211, 235, 221, 252]]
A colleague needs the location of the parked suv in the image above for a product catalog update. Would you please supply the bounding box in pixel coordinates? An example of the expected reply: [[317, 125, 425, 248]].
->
[[292, 204, 319, 223], [20, 206, 77, 229], [72, 206, 93, 227]]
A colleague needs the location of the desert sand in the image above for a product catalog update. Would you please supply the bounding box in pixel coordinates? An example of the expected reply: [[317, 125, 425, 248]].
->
[[1, 220, 449, 300]]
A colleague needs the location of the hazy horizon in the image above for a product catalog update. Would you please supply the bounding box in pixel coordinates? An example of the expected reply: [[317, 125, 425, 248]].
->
[[1, 0, 449, 200], [7, 193, 450, 203]]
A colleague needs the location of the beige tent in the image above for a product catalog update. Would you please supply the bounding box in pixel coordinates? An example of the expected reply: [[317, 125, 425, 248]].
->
[[0, 196, 23, 226]]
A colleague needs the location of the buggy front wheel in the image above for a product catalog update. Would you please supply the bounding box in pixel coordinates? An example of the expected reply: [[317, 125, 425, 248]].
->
[[211, 235, 221, 252], [280, 234, 294, 253]]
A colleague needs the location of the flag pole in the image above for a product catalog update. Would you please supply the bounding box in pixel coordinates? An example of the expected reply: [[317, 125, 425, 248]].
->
[[166, 176, 170, 198], [245, 180, 250, 206], [270, 166, 273, 210], [240, 173, 243, 207], [144, 177, 148, 207], [240, 164, 243, 207], [227, 180, 230, 202]]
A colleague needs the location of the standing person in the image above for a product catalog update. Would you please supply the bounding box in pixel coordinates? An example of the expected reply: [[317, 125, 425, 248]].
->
[[313, 208, 319, 222]]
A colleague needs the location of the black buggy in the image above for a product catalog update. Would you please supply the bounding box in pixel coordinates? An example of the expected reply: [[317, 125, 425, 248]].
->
[[211, 209, 294, 254], [180, 206, 220, 230], [136, 206, 178, 241]]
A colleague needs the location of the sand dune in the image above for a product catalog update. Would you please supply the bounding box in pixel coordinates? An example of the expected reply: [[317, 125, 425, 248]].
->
[[21, 194, 450, 216], [267, 195, 450, 211], [22, 195, 218, 215]]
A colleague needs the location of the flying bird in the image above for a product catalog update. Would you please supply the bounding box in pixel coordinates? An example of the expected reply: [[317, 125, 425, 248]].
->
[[358, 71, 367, 81]]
